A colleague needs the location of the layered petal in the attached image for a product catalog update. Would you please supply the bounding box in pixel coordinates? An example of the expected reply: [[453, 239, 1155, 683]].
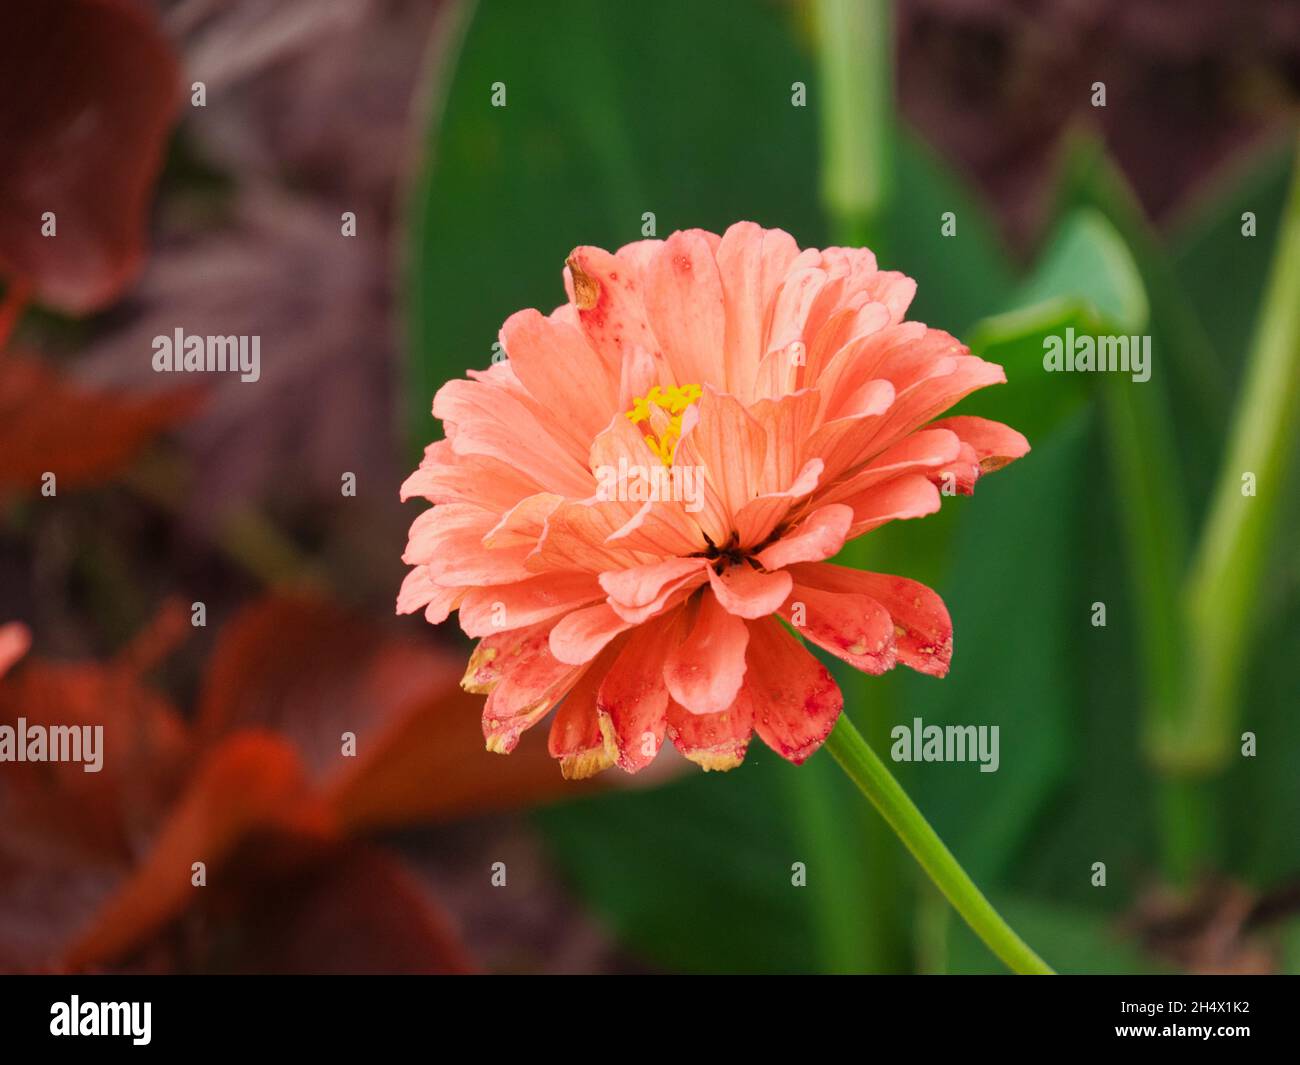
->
[[928, 415, 1030, 474], [753, 503, 852, 571], [458, 573, 604, 637], [549, 603, 635, 665], [745, 617, 843, 763], [404, 504, 535, 585], [714, 221, 801, 394], [663, 593, 749, 715], [433, 376, 593, 497], [596, 612, 684, 772], [643, 230, 728, 387], [565, 241, 670, 403], [789, 562, 953, 676], [666, 693, 754, 771], [837, 474, 942, 538], [400, 440, 541, 510], [673, 387, 766, 545], [467, 624, 586, 754], [528, 499, 655, 574], [499, 308, 619, 447], [602, 557, 709, 625], [707, 562, 793, 619], [779, 582, 896, 674], [396, 566, 464, 625], [548, 643, 622, 779]]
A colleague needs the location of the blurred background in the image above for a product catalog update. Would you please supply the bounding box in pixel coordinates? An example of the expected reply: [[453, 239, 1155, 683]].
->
[[2, 0, 1299, 974]]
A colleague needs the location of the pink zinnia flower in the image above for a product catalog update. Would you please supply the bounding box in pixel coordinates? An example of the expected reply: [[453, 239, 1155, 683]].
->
[[399, 224, 1028, 778]]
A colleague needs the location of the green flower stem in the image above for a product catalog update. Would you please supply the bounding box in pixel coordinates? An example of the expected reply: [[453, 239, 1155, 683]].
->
[[1099, 337, 1188, 750], [823, 715, 1056, 975], [815, 0, 892, 249], [1099, 374, 1203, 879], [1156, 776, 1217, 889], [1179, 135, 1300, 775]]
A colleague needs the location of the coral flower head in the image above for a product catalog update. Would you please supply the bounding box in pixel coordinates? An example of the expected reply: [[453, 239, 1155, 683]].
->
[[399, 224, 1028, 777]]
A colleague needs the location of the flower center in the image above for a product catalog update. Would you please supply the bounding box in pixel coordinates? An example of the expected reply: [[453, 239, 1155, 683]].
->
[[625, 383, 702, 466]]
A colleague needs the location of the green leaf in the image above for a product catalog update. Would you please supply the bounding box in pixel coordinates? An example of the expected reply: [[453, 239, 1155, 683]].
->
[[1011, 208, 1148, 331], [957, 208, 1147, 448]]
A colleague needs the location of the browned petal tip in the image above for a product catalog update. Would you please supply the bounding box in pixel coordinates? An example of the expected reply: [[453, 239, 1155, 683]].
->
[[566, 255, 600, 310]]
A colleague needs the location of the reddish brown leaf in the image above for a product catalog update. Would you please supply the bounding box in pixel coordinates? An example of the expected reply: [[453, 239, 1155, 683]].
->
[[197, 593, 589, 834], [0, 0, 181, 312], [62, 731, 333, 972], [180, 844, 476, 975], [329, 682, 581, 835], [1, 609, 481, 975], [0, 353, 202, 495], [0, 645, 191, 971]]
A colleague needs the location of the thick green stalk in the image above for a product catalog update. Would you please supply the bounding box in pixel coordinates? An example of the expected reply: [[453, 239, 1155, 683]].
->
[[1156, 777, 1217, 888], [824, 717, 1055, 974], [1180, 136, 1300, 774], [1099, 374, 1203, 879], [815, 0, 891, 248]]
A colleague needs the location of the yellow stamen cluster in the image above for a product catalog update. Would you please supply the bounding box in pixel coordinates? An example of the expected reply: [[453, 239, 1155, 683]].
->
[[625, 383, 702, 466]]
